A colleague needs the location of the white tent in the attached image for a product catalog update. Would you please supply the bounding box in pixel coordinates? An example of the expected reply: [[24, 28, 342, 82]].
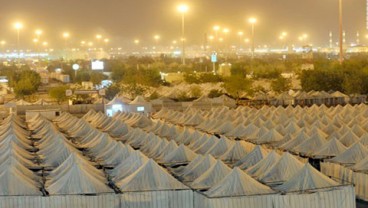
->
[[258, 152, 305, 185], [235, 145, 269, 170], [312, 138, 347, 159], [328, 142, 368, 165], [46, 153, 113, 195], [246, 151, 281, 177], [117, 159, 188, 192], [190, 160, 231, 190], [275, 163, 339, 192], [205, 167, 274, 197]]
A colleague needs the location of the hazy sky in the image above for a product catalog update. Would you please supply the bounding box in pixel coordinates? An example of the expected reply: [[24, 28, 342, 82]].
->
[[0, 0, 366, 48]]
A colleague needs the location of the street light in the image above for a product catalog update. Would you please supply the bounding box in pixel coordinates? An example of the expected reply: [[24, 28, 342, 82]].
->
[[248, 17, 257, 58], [0, 41, 5, 53], [35, 29, 43, 38], [177, 4, 189, 65], [338, 0, 343, 64], [14, 22, 23, 61], [62, 32, 70, 60]]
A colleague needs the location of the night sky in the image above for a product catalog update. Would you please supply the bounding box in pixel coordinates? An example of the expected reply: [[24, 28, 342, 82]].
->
[[0, 0, 366, 48]]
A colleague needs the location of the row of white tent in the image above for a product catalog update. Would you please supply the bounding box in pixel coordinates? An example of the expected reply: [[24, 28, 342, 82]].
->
[[152, 104, 368, 201], [80, 109, 355, 207], [0, 108, 355, 207]]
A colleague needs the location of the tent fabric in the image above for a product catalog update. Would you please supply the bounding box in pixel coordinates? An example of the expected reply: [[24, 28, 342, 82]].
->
[[258, 152, 305, 185], [178, 154, 217, 182], [328, 142, 368, 165], [46, 153, 113, 195], [190, 160, 231, 190], [205, 168, 275, 197], [235, 145, 269, 170], [312, 138, 347, 159], [117, 159, 188, 192], [275, 163, 339, 192], [246, 151, 281, 177]]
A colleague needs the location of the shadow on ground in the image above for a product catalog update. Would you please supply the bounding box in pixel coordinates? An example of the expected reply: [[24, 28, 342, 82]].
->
[[357, 199, 368, 208]]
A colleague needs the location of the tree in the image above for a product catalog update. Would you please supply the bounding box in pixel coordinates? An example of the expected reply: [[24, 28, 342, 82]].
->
[[223, 76, 253, 99], [208, 89, 223, 98], [14, 79, 35, 98], [271, 76, 292, 94], [18, 70, 41, 91], [149, 91, 161, 100], [190, 85, 202, 98], [90, 72, 107, 85], [13, 70, 41, 98], [49, 85, 69, 104], [121, 83, 147, 99], [105, 84, 121, 100]]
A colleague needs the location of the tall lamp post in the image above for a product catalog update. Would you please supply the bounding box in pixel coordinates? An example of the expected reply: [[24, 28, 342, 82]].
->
[[338, 0, 343, 64], [63, 32, 70, 60], [0, 41, 5, 54], [177, 4, 189, 65], [14, 22, 23, 62], [248, 17, 257, 59]]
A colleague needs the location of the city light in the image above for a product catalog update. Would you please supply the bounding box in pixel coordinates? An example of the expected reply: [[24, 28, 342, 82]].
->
[[14, 22, 23, 30], [96, 34, 102, 39], [104, 38, 109, 43], [63, 32, 70, 38], [248, 17, 257, 24], [35, 29, 43, 36], [177, 4, 189, 13]]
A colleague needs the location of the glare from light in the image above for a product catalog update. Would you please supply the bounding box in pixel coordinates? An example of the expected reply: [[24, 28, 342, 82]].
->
[[96, 34, 102, 39], [213, 25, 220, 31], [177, 4, 189, 13], [104, 38, 109, 43], [154, 35, 160, 40], [248, 17, 257, 24], [63, 32, 70, 38], [238, 31, 244, 36], [223, 28, 230, 34], [134, 39, 140, 44], [14, 22, 23, 30], [33, 38, 39, 43], [35, 29, 43, 36]]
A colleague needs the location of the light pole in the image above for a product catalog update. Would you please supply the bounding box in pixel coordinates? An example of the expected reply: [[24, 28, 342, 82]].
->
[[177, 4, 189, 65], [154, 35, 160, 53], [238, 31, 244, 51], [63, 32, 70, 60], [104, 38, 109, 52], [338, 0, 343, 64], [96, 34, 102, 50], [248, 17, 257, 59], [14, 22, 23, 62], [223, 28, 230, 53], [0, 41, 6, 54], [279, 32, 288, 52], [35, 30, 42, 55]]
